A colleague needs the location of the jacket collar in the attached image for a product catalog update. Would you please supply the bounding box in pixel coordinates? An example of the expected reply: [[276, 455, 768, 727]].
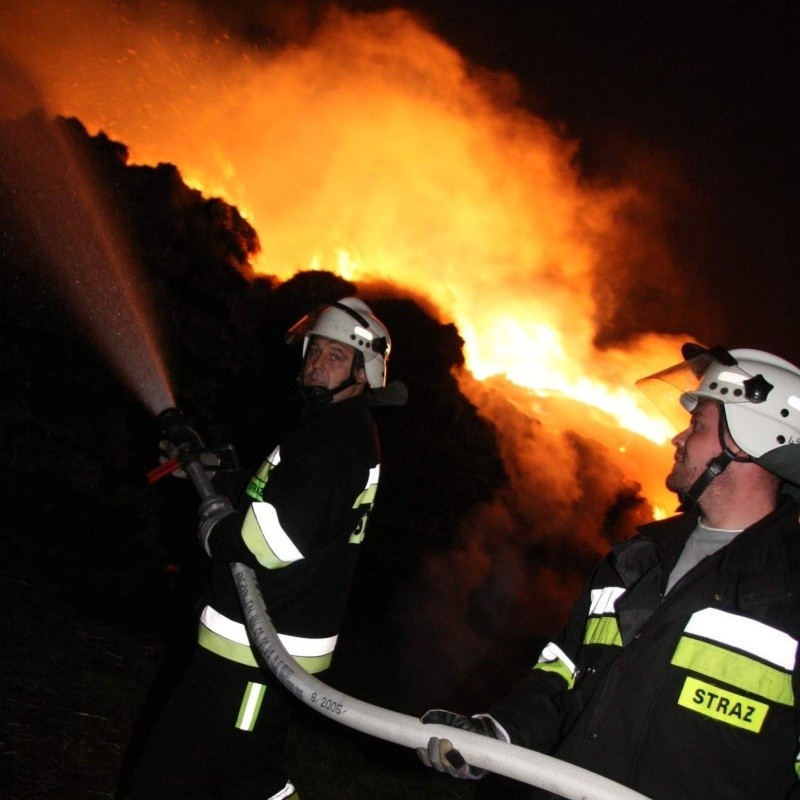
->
[[625, 496, 800, 603], [613, 512, 698, 589], [301, 392, 369, 422]]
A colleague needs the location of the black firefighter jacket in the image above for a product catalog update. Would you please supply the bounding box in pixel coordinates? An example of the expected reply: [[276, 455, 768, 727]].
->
[[200, 394, 380, 675], [489, 496, 800, 800]]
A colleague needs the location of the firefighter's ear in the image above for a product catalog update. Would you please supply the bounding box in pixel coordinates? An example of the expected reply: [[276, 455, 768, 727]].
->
[[355, 367, 368, 386]]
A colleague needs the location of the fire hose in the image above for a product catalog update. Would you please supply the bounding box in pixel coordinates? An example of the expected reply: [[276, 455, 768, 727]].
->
[[152, 408, 652, 800]]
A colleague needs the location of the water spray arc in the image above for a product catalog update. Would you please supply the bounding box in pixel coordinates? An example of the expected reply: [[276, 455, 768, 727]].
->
[[154, 406, 652, 800]]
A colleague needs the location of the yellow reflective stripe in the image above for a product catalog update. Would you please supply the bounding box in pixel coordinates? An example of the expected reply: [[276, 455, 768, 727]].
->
[[352, 465, 380, 509], [534, 643, 577, 689], [246, 447, 281, 500], [356, 483, 379, 506], [236, 682, 266, 731], [678, 676, 769, 733], [348, 464, 380, 544], [672, 637, 794, 705], [348, 513, 369, 545], [685, 608, 797, 671], [252, 503, 303, 563], [584, 616, 622, 647], [198, 606, 337, 672], [294, 652, 333, 674], [241, 504, 303, 569], [199, 626, 334, 673], [279, 631, 338, 658], [241, 506, 286, 568], [199, 622, 259, 666]]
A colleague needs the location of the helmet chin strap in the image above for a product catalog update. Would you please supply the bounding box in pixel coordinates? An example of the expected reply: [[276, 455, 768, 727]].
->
[[678, 407, 751, 511], [298, 341, 366, 404], [299, 375, 358, 404]]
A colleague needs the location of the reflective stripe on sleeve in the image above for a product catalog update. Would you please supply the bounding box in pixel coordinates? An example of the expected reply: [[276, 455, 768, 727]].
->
[[533, 642, 577, 689], [583, 586, 625, 647], [241, 502, 304, 569], [352, 465, 380, 509], [584, 617, 623, 647], [588, 586, 626, 615], [198, 606, 338, 673], [246, 446, 281, 500]]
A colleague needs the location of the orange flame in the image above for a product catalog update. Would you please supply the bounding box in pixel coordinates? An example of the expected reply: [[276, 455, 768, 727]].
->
[[0, 0, 687, 515]]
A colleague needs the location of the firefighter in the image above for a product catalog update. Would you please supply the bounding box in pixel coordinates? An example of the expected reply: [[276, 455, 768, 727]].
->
[[418, 344, 800, 800], [123, 297, 403, 800]]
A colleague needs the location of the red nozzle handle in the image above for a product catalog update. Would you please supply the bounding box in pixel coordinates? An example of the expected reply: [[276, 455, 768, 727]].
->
[[146, 457, 182, 484]]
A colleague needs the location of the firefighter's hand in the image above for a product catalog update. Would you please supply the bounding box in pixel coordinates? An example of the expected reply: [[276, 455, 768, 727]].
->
[[198, 496, 235, 557], [158, 440, 220, 479], [158, 409, 204, 452], [415, 709, 495, 780]]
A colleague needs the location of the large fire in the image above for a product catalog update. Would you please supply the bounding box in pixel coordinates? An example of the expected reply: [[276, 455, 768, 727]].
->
[[0, 0, 687, 516]]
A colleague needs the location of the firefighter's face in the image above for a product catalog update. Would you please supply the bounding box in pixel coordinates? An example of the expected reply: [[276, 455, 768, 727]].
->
[[303, 336, 366, 402], [666, 401, 726, 496]]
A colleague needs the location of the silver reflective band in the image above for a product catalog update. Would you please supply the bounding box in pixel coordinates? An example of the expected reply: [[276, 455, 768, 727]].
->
[[353, 325, 374, 340], [267, 781, 297, 800], [252, 502, 304, 562], [685, 608, 797, 670], [200, 605, 338, 657], [538, 642, 577, 677], [717, 370, 746, 386], [589, 586, 626, 616]]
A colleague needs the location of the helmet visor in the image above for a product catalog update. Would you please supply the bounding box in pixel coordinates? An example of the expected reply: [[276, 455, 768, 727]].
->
[[635, 346, 732, 434], [285, 307, 321, 345]]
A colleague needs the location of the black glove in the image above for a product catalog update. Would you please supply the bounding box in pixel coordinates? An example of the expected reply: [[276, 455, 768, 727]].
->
[[415, 709, 497, 780]]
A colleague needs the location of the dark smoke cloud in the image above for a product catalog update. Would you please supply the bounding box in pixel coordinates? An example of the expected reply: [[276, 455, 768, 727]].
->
[[392, 372, 649, 711]]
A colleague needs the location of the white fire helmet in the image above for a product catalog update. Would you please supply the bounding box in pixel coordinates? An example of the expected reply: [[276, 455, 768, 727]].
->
[[285, 297, 391, 389], [637, 344, 800, 486]]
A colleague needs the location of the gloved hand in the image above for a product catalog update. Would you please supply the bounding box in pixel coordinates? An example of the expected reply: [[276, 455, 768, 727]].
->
[[159, 440, 220, 479], [415, 709, 497, 780], [198, 495, 235, 557], [158, 408, 204, 452]]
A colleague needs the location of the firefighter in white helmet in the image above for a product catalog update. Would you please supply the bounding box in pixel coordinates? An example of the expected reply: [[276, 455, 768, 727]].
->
[[417, 344, 800, 800], [639, 343, 800, 508], [286, 296, 406, 405], [125, 297, 403, 800]]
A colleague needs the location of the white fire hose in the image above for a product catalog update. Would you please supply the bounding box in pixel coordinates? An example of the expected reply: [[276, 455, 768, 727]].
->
[[232, 560, 652, 800], [161, 412, 652, 800]]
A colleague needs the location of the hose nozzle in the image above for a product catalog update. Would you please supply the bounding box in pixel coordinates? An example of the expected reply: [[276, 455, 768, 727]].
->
[[157, 407, 204, 452]]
